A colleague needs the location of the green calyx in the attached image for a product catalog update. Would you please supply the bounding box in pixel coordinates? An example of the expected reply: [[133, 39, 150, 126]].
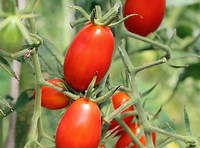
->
[[69, 2, 130, 27]]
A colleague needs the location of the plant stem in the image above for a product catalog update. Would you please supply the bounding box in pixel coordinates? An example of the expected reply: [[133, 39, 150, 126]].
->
[[151, 126, 197, 146], [126, 31, 171, 60], [27, 48, 43, 142], [115, 117, 145, 148], [104, 98, 136, 123]]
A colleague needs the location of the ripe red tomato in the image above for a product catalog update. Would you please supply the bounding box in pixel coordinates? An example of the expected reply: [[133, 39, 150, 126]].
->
[[63, 23, 114, 91], [55, 98, 102, 148], [123, 0, 166, 36], [109, 92, 134, 134], [115, 123, 156, 148], [34, 78, 70, 109]]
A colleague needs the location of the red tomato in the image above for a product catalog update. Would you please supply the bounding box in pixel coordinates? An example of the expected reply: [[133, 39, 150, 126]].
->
[[98, 145, 106, 148], [109, 92, 134, 134], [55, 98, 102, 148], [115, 123, 156, 148], [34, 78, 70, 109], [63, 23, 114, 91], [123, 0, 166, 36]]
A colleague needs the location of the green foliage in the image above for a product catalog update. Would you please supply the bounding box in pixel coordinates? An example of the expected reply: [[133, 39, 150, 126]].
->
[[0, 56, 17, 79]]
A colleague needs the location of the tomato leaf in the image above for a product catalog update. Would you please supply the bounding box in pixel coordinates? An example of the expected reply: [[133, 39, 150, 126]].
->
[[14, 89, 33, 112], [178, 62, 200, 81], [15, 92, 34, 148], [141, 81, 158, 97], [184, 107, 193, 137], [38, 38, 64, 77], [0, 56, 18, 79]]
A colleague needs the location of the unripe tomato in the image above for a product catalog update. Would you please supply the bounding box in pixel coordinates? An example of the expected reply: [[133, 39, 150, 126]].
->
[[115, 123, 156, 148], [123, 0, 166, 36], [0, 16, 24, 53], [109, 92, 134, 134], [34, 78, 71, 110], [56, 98, 102, 148], [63, 23, 114, 91]]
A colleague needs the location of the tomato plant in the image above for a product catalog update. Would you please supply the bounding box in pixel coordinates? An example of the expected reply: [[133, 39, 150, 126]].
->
[[34, 78, 70, 110], [115, 123, 156, 148], [0, 16, 24, 53], [123, 0, 166, 36], [108, 92, 134, 134], [55, 98, 102, 148], [63, 23, 114, 91]]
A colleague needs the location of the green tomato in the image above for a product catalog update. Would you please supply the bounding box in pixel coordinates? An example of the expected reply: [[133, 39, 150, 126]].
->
[[0, 16, 24, 53]]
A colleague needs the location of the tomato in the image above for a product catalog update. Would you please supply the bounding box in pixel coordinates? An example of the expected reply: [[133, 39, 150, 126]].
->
[[0, 16, 24, 53], [63, 23, 114, 91], [123, 0, 166, 36], [55, 98, 102, 148], [115, 123, 156, 148], [98, 145, 106, 148], [108, 92, 134, 134], [34, 78, 71, 110]]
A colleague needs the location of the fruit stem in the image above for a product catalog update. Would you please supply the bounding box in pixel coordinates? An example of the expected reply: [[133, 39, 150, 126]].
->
[[115, 117, 145, 148]]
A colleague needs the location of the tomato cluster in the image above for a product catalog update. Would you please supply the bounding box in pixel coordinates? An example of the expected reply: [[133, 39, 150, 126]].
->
[[32, 0, 165, 147]]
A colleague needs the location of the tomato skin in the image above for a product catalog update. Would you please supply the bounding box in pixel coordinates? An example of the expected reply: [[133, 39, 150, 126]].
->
[[0, 16, 24, 53], [115, 123, 156, 148], [123, 0, 166, 36], [63, 23, 114, 91], [55, 98, 102, 148], [34, 78, 70, 109], [109, 92, 134, 134]]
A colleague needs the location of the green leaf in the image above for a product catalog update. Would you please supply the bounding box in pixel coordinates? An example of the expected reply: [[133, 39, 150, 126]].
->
[[184, 107, 193, 136], [0, 56, 18, 79], [178, 62, 200, 81], [15, 98, 34, 148], [14, 89, 33, 112], [141, 81, 158, 97], [38, 38, 64, 77]]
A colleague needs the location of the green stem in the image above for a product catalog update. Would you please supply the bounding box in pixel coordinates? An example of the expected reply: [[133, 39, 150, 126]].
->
[[118, 46, 134, 73], [134, 58, 167, 74], [42, 81, 79, 100], [22, 0, 39, 12], [115, 117, 145, 148], [27, 48, 43, 141], [126, 31, 171, 60], [104, 98, 136, 123], [151, 126, 197, 146]]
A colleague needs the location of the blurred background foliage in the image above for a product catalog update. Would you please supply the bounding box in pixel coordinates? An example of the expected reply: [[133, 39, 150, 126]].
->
[[0, 0, 200, 148]]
